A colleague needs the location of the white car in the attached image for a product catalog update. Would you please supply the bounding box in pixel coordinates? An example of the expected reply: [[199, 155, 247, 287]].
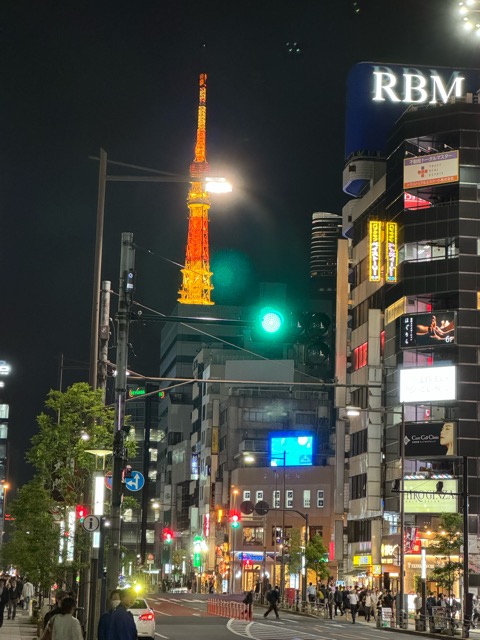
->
[[129, 597, 156, 640]]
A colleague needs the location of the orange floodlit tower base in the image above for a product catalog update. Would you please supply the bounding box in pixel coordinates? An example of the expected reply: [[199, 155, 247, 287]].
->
[[178, 73, 214, 305]]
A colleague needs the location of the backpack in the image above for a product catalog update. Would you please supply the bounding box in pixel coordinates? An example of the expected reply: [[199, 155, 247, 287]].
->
[[266, 590, 273, 603]]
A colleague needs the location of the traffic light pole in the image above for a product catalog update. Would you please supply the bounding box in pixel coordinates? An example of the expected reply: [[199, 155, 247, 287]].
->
[[106, 232, 135, 596]]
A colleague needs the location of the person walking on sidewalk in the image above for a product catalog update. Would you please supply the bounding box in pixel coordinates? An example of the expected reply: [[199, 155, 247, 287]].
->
[[365, 590, 374, 622], [0, 580, 9, 627], [348, 589, 359, 624], [22, 579, 34, 612], [264, 586, 281, 620], [334, 587, 343, 616], [7, 579, 21, 620]]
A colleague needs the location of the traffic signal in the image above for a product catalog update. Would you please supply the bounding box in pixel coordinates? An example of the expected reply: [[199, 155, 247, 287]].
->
[[229, 510, 241, 529], [76, 505, 88, 523], [258, 307, 285, 336], [162, 527, 174, 543]]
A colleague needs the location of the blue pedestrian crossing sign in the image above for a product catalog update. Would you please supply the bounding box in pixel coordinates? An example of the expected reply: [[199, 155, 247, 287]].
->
[[125, 471, 145, 492]]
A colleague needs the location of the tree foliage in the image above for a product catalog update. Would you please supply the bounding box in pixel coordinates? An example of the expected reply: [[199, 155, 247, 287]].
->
[[2, 480, 59, 592], [286, 527, 303, 575], [305, 533, 328, 582], [428, 513, 463, 595]]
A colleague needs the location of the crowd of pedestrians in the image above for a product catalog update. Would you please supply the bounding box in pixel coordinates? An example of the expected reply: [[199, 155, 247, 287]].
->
[[305, 581, 397, 624], [0, 574, 35, 625]]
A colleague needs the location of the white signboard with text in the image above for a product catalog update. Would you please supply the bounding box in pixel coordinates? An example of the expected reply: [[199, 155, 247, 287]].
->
[[399, 366, 456, 403]]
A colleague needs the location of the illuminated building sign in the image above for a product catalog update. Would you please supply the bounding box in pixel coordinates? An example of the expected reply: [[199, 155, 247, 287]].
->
[[372, 69, 465, 104], [401, 311, 455, 348], [404, 422, 456, 457], [385, 297, 406, 326], [353, 554, 372, 566], [404, 192, 431, 210], [369, 221, 381, 282], [191, 453, 199, 480], [404, 479, 458, 514], [404, 151, 459, 189], [385, 222, 398, 283], [399, 366, 456, 403]]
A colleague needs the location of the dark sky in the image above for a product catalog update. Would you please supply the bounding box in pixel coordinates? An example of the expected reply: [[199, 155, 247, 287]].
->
[[2, 0, 478, 487]]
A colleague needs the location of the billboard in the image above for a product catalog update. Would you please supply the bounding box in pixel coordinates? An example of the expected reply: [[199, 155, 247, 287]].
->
[[403, 151, 459, 189], [399, 366, 456, 403], [369, 220, 381, 282], [400, 311, 456, 348], [404, 479, 458, 514], [270, 433, 314, 467], [404, 422, 456, 457]]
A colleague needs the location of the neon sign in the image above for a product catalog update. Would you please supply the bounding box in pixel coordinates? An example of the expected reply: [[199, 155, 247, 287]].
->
[[385, 222, 397, 283], [369, 220, 381, 282], [372, 68, 465, 104]]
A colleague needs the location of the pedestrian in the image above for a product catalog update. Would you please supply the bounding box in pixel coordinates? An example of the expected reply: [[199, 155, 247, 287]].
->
[[307, 582, 316, 605], [328, 589, 335, 619], [264, 585, 281, 620], [0, 580, 8, 627], [413, 591, 422, 618], [343, 589, 350, 619], [254, 579, 261, 600], [45, 596, 83, 640], [7, 578, 21, 620], [243, 590, 253, 616], [44, 590, 67, 629], [427, 592, 436, 619], [348, 589, 359, 624], [98, 589, 121, 640], [109, 588, 137, 640], [334, 587, 343, 616], [22, 578, 34, 612], [365, 590, 373, 622]]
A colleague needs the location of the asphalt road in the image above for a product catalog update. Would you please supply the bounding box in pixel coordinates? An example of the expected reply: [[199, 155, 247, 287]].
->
[[147, 593, 433, 640]]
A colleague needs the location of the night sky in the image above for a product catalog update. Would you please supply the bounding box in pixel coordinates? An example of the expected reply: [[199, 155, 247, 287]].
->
[[2, 0, 478, 487]]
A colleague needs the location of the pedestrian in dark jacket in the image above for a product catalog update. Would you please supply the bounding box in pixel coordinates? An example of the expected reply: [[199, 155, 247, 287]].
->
[[98, 589, 121, 640], [264, 586, 280, 619], [0, 580, 9, 627], [7, 579, 21, 620], [109, 588, 137, 640]]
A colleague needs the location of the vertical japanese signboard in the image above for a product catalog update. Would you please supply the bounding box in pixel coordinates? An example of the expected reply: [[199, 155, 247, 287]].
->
[[385, 222, 398, 283], [369, 220, 381, 282]]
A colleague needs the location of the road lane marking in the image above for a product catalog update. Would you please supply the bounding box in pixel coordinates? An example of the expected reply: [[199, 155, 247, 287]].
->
[[192, 613, 201, 616], [155, 634, 170, 639]]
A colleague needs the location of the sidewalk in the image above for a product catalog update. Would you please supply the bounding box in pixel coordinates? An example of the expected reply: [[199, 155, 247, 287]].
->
[[0, 610, 37, 639]]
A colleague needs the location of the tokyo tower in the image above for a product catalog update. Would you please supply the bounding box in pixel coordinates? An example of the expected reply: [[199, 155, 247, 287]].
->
[[178, 73, 214, 305]]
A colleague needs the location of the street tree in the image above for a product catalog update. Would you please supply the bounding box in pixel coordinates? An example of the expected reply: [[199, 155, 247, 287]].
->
[[428, 513, 463, 597], [305, 533, 328, 583], [286, 527, 303, 578], [1, 480, 59, 595]]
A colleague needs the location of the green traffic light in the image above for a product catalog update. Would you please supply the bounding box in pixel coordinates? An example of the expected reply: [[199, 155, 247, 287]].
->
[[231, 521, 240, 529], [259, 307, 284, 334]]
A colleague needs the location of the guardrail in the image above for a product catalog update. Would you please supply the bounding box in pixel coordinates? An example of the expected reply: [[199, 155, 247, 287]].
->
[[207, 598, 252, 621]]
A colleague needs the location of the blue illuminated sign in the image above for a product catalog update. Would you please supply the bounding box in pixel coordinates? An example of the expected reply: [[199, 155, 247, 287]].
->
[[270, 433, 314, 467]]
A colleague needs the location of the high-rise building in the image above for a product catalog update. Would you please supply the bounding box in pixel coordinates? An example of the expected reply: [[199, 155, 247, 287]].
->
[[336, 61, 480, 593], [310, 212, 342, 289]]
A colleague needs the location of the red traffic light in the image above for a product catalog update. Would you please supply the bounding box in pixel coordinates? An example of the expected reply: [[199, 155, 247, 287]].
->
[[162, 527, 174, 543], [229, 510, 241, 528], [75, 505, 88, 521]]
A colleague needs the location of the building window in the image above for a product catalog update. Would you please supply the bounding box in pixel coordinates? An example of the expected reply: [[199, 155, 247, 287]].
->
[[350, 473, 367, 500], [243, 490, 251, 501], [0, 425, 7, 440], [286, 490, 293, 508], [255, 490, 264, 503], [149, 448, 158, 462], [273, 490, 280, 508], [309, 525, 324, 540], [243, 526, 264, 546], [350, 429, 368, 457], [272, 525, 292, 545], [317, 490, 325, 508], [0, 405, 8, 420], [303, 490, 311, 508], [146, 530, 154, 544]]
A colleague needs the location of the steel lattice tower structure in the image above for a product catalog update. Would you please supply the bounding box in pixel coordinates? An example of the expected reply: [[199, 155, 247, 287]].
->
[[178, 73, 214, 305]]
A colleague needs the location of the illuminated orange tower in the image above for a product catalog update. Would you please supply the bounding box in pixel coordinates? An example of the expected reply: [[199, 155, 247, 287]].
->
[[178, 73, 214, 305]]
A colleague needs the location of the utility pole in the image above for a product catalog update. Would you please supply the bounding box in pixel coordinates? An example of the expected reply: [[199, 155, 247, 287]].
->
[[98, 281, 111, 394], [140, 382, 155, 564], [107, 232, 135, 595]]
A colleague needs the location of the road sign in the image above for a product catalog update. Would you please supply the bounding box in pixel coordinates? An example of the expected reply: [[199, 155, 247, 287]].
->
[[255, 500, 270, 516], [125, 471, 145, 492], [105, 472, 112, 490], [82, 515, 100, 533], [240, 500, 255, 515]]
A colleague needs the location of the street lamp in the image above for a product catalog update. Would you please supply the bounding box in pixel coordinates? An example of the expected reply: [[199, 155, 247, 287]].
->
[[455, 1, 480, 34]]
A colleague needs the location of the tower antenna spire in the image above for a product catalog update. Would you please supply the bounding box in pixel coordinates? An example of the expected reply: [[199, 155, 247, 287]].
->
[[178, 73, 214, 305]]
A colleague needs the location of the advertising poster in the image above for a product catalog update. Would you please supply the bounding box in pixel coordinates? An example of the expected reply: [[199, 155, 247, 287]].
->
[[404, 422, 456, 457], [369, 220, 381, 282], [399, 365, 456, 403], [385, 222, 398, 283], [404, 479, 458, 514], [403, 151, 459, 189], [401, 311, 455, 348]]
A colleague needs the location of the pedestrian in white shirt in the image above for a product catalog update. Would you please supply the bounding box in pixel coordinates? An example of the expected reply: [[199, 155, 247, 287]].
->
[[348, 590, 359, 624]]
